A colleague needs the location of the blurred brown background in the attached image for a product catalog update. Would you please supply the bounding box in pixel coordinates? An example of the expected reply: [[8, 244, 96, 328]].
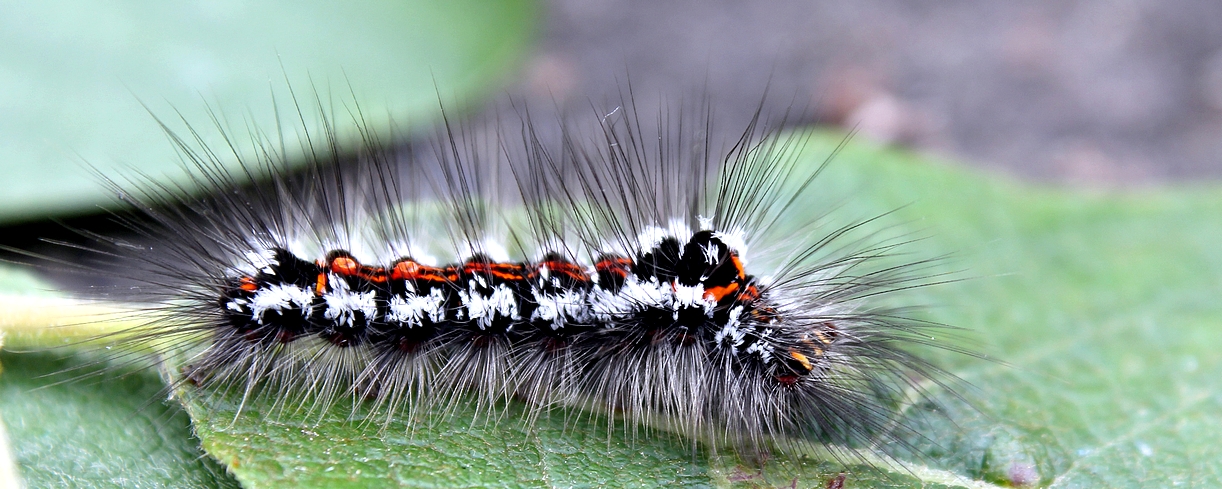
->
[[517, 0, 1222, 185]]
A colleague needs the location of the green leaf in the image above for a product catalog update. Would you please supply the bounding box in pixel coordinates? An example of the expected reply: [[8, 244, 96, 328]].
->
[[0, 336, 22, 489], [6, 128, 1222, 487], [802, 131, 1222, 487], [0, 350, 241, 488], [0, 265, 55, 297], [0, 0, 538, 224]]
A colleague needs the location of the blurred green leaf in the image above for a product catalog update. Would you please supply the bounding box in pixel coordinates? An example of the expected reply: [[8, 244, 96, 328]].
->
[[0, 265, 56, 296], [0, 0, 537, 223]]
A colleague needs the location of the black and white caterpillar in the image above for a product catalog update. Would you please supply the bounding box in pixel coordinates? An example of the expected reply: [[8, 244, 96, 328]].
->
[[83, 92, 957, 461]]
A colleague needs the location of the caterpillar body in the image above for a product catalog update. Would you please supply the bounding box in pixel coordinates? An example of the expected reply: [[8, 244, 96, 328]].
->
[[73, 92, 957, 464]]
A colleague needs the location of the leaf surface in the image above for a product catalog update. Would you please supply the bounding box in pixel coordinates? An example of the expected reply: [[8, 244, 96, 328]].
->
[[4, 130, 1222, 487]]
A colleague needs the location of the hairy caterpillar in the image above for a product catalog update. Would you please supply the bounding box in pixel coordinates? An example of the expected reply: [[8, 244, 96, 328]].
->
[[43, 89, 963, 470]]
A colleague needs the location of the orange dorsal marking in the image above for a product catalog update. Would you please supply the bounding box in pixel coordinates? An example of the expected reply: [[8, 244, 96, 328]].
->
[[703, 282, 740, 302]]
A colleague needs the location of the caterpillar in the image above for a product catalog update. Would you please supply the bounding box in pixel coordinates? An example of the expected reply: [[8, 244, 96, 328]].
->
[[49, 89, 962, 469]]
